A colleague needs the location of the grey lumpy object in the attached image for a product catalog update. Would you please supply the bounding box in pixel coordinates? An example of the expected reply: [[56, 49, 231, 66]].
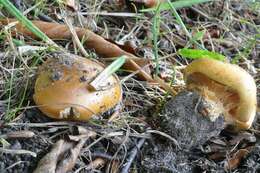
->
[[159, 90, 225, 149], [141, 91, 225, 173]]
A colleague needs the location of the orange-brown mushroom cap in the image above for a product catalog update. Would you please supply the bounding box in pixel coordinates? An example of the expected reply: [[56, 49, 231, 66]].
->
[[33, 54, 122, 121], [184, 58, 257, 129]]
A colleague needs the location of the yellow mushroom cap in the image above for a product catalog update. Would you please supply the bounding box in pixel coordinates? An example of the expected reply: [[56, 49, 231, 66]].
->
[[184, 58, 257, 129], [33, 54, 122, 121]]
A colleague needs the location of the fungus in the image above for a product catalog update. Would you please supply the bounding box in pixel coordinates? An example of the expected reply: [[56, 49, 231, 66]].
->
[[142, 0, 161, 8], [184, 58, 257, 129], [33, 54, 122, 121]]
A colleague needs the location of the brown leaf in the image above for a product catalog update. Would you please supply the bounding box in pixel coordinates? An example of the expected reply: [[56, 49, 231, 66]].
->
[[33, 130, 96, 173], [33, 140, 71, 173], [224, 149, 250, 171], [0, 18, 153, 82], [55, 139, 87, 173], [85, 158, 106, 171], [208, 151, 226, 161]]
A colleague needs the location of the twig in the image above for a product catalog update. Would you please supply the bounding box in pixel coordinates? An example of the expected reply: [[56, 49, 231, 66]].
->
[[0, 130, 35, 139], [146, 129, 181, 149], [0, 148, 37, 157], [120, 138, 146, 173]]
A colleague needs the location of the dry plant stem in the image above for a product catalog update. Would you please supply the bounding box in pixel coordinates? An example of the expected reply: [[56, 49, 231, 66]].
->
[[0, 148, 37, 157], [0, 130, 35, 139], [64, 17, 89, 57], [120, 138, 146, 173], [0, 19, 153, 81]]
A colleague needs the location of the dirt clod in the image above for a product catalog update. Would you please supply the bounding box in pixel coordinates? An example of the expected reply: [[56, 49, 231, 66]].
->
[[159, 91, 225, 149]]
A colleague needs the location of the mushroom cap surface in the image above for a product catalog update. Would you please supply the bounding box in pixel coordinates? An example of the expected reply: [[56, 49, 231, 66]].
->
[[184, 58, 257, 129], [33, 54, 122, 121]]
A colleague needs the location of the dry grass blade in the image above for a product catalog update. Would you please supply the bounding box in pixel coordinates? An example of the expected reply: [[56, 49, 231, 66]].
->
[[0, 130, 35, 139], [0, 18, 153, 81], [0, 148, 37, 157]]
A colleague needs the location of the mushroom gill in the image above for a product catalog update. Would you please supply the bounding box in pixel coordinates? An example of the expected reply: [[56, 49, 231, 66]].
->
[[184, 58, 257, 129]]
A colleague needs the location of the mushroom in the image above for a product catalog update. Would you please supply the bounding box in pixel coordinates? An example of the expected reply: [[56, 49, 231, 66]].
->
[[141, 0, 162, 8], [33, 54, 122, 121], [184, 58, 257, 130], [125, 0, 164, 8]]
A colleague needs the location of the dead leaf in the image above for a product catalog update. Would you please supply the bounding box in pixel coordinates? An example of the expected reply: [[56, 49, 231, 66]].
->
[[85, 158, 106, 171], [224, 149, 250, 171], [55, 139, 86, 173], [0, 19, 153, 82], [33, 130, 97, 173]]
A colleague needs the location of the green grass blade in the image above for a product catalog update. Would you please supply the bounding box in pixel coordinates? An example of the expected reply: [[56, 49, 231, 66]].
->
[[178, 48, 226, 61], [0, 0, 55, 45], [90, 56, 126, 90], [152, 4, 161, 76], [166, 0, 205, 49], [141, 0, 212, 12], [166, 0, 191, 38]]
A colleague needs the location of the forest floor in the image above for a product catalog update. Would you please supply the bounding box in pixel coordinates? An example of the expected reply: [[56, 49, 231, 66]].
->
[[0, 0, 259, 173]]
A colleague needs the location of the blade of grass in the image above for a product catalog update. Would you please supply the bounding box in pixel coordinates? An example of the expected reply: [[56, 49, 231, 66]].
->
[[141, 0, 213, 12], [166, 0, 191, 38], [90, 56, 126, 90], [166, 0, 205, 49], [178, 48, 226, 61], [0, 0, 57, 46], [152, 4, 161, 76]]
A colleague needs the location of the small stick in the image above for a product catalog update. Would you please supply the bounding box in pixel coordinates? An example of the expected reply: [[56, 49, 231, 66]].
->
[[0, 148, 37, 157], [0, 130, 35, 139], [146, 129, 181, 149], [120, 138, 146, 173]]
